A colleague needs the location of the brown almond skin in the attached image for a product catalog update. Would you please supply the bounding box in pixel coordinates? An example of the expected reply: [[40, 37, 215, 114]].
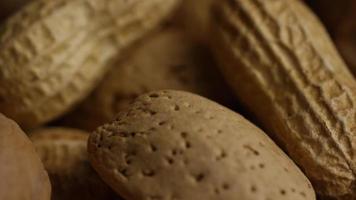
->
[[210, 0, 356, 199], [88, 90, 315, 200], [0, 113, 51, 200], [307, 0, 356, 75], [58, 28, 235, 131], [0, 0, 180, 129], [30, 128, 121, 200]]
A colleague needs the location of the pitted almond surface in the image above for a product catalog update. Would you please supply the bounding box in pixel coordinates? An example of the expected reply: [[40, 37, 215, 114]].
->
[[88, 90, 315, 200]]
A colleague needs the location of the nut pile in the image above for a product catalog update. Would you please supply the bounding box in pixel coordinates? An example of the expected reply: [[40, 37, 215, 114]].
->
[[0, 0, 355, 200]]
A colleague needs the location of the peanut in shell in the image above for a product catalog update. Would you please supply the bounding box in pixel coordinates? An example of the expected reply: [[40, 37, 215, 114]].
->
[[0, 0, 180, 129], [210, 0, 356, 199]]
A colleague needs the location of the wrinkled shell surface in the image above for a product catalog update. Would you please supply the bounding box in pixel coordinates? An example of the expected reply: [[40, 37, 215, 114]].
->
[[88, 90, 315, 200], [0, 0, 180, 129], [210, 0, 356, 199]]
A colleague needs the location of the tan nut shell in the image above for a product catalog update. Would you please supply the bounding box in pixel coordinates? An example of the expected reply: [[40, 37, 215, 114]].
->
[[30, 128, 121, 200], [210, 0, 356, 199], [88, 90, 315, 200], [0, 113, 51, 200], [0, 0, 180, 129], [60, 28, 235, 131]]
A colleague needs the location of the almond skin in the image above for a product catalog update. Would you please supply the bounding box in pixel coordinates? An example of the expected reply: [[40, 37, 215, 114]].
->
[[0, 0, 180, 129], [210, 0, 356, 199], [0, 113, 51, 200], [88, 90, 315, 200]]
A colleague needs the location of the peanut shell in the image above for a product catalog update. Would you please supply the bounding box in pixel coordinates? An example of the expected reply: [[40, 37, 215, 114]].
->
[[210, 0, 356, 199], [0, 0, 180, 129]]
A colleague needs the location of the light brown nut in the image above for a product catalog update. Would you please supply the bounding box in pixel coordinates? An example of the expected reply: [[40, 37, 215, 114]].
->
[[209, 0, 356, 199], [30, 127, 121, 200], [0, 0, 180, 129], [0, 113, 51, 200], [58, 28, 235, 131], [307, 0, 356, 76], [88, 90, 315, 200]]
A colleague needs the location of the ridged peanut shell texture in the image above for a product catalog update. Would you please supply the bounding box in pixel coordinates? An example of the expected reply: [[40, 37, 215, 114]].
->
[[0, 114, 51, 200], [30, 128, 121, 200], [88, 90, 315, 200], [60, 28, 235, 131], [210, 0, 356, 199], [0, 0, 180, 129]]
